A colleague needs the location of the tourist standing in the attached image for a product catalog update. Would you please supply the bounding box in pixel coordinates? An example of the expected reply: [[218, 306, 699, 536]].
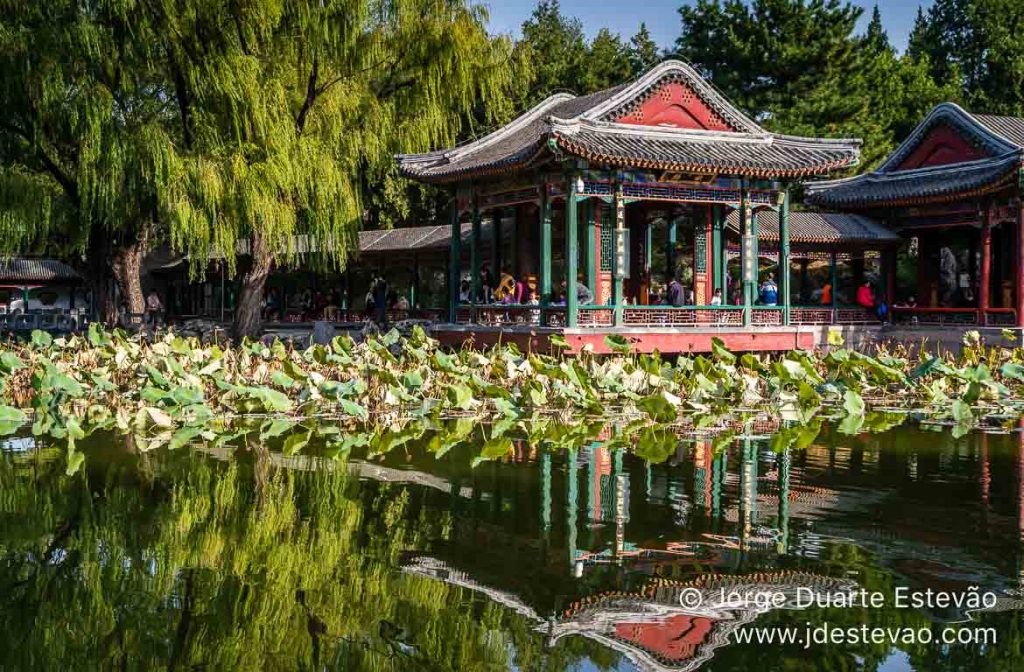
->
[[145, 289, 162, 328], [759, 273, 778, 306]]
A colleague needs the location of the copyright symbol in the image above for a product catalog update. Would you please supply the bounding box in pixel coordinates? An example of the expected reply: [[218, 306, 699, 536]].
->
[[679, 588, 703, 609]]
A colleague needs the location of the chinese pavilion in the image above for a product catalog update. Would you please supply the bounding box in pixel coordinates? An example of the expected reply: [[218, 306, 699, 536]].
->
[[398, 60, 865, 353], [806, 103, 1024, 328]]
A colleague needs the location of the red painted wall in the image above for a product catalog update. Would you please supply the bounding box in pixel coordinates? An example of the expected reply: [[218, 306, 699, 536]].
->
[[895, 124, 990, 170], [615, 82, 736, 132]]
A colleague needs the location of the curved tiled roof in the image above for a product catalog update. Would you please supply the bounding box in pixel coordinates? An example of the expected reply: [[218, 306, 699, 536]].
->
[[0, 257, 80, 283], [805, 153, 1021, 209], [806, 103, 1024, 209], [553, 121, 858, 179], [724, 210, 899, 245], [398, 61, 860, 183]]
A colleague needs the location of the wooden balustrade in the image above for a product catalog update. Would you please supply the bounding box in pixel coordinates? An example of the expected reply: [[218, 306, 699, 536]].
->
[[890, 307, 1018, 327], [891, 307, 979, 326], [619, 306, 744, 327]]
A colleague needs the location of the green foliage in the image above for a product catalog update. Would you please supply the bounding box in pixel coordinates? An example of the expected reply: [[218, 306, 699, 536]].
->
[[512, 0, 661, 105], [675, 0, 958, 169], [0, 326, 1022, 461], [910, 0, 1024, 116]]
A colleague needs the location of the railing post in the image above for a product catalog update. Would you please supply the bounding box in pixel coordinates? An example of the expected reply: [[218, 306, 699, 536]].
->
[[566, 172, 579, 328], [779, 189, 791, 326], [448, 197, 460, 322]]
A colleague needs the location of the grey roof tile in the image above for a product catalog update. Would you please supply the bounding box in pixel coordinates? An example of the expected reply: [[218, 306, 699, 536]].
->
[[0, 258, 80, 283], [725, 210, 898, 245], [398, 61, 859, 182], [806, 103, 1024, 208]]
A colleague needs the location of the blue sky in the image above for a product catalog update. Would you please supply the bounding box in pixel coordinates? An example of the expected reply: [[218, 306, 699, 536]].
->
[[484, 1, 934, 54]]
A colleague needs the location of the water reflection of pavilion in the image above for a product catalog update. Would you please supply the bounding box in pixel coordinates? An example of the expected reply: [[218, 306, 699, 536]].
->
[[397, 427, 1024, 669], [405, 555, 854, 672]]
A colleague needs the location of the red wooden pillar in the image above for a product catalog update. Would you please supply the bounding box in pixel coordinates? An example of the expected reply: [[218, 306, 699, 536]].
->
[[979, 206, 992, 325], [1017, 201, 1024, 327]]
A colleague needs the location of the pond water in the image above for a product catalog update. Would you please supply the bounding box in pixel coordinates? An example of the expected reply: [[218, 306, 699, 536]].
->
[[3, 422, 1024, 671]]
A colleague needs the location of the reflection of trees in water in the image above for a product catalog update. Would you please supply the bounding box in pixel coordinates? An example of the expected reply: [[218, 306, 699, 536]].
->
[[5, 424, 1024, 671], [0, 443, 618, 671]]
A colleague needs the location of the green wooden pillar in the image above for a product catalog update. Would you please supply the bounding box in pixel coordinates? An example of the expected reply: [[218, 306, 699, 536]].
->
[[613, 184, 625, 326], [667, 217, 678, 281], [711, 206, 724, 293], [566, 450, 578, 568], [585, 201, 597, 296], [540, 451, 552, 534], [778, 446, 791, 554], [644, 219, 653, 275], [540, 188, 552, 304], [471, 194, 481, 304], [586, 443, 597, 522], [508, 207, 518, 279], [492, 209, 502, 275], [447, 198, 460, 321], [779, 189, 791, 325], [566, 175, 580, 327], [411, 255, 419, 309]]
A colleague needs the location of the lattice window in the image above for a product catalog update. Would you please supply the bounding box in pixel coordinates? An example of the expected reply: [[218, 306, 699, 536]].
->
[[600, 226, 613, 272], [694, 226, 707, 273]]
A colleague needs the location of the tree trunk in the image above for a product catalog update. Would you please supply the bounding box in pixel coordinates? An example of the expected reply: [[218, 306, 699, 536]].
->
[[233, 230, 273, 340], [81, 227, 117, 325], [110, 234, 149, 328]]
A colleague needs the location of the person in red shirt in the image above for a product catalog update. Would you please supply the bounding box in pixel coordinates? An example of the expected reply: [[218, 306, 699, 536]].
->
[[856, 281, 874, 309]]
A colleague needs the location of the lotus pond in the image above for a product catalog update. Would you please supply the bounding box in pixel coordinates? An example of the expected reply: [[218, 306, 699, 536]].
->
[[4, 417, 1024, 671]]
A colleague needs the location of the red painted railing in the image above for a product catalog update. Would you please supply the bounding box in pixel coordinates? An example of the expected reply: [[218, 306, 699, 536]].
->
[[790, 305, 878, 326], [619, 306, 744, 327]]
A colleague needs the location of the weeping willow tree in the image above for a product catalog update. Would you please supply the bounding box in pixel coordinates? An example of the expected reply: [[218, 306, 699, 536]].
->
[[154, 0, 519, 338], [0, 1, 179, 322]]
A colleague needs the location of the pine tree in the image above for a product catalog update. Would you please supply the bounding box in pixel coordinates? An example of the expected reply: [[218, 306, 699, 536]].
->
[[674, 0, 956, 170], [863, 5, 892, 55], [516, 0, 588, 101], [580, 29, 634, 92], [628, 23, 662, 75], [906, 7, 931, 60]]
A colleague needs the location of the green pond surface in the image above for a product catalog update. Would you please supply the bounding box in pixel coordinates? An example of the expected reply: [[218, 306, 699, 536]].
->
[[3, 422, 1024, 671]]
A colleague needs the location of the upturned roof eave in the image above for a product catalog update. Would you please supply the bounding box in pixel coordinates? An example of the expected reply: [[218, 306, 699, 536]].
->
[[805, 153, 1023, 209]]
